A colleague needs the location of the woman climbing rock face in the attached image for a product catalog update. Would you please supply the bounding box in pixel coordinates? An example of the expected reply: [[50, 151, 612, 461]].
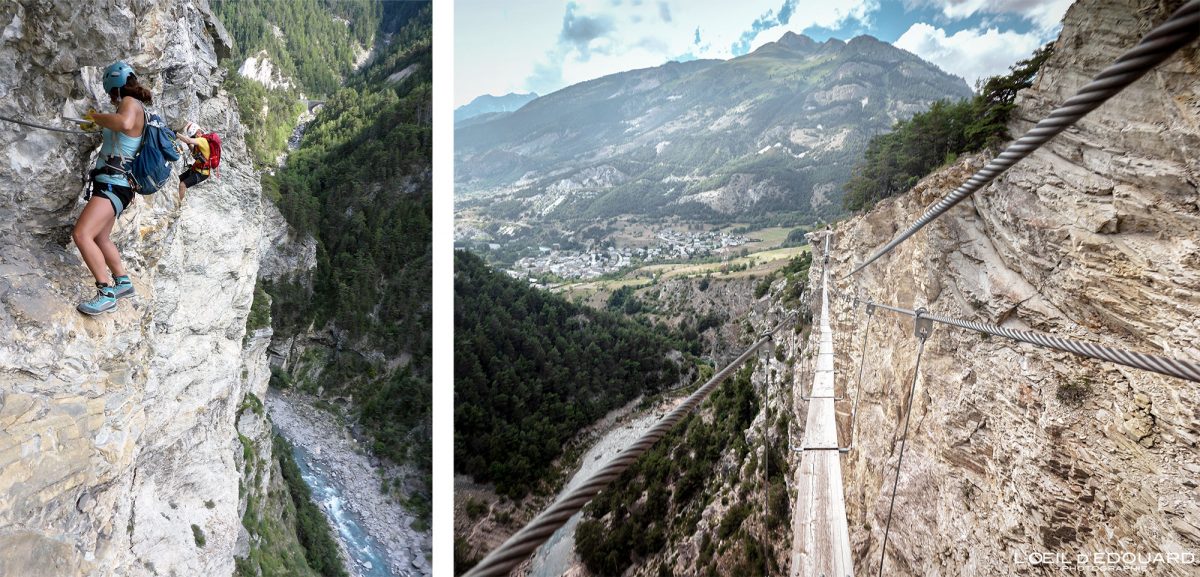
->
[[72, 61, 150, 315]]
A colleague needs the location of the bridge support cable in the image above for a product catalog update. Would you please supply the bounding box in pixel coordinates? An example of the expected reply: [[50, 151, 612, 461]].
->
[[462, 312, 797, 577], [859, 299, 1200, 383], [843, 302, 876, 452], [846, 0, 1200, 278], [822, 285, 1200, 383], [876, 311, 932, 577]]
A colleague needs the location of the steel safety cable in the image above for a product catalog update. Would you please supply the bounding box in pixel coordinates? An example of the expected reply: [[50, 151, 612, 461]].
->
[[795, 305, 810, 399], [845, 301, 876, 451], [832, 284, 861, 408], [863, 300, 1200, 383], [846, 0, 1200, 278], [798, 311, 820, 401], [0, 113, 92, 135], [462, 312, 796, 577], [878, 312, 932, 577], [841, 285, 863, 361]]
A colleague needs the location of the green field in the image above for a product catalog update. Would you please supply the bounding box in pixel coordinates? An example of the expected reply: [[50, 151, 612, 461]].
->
[[720, 225, 796, 251], [554, 227, 811, 302]]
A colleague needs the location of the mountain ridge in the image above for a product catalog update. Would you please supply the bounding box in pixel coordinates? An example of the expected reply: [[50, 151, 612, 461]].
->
[[454, 91, 539, 124], [455, 31, 972, 227]]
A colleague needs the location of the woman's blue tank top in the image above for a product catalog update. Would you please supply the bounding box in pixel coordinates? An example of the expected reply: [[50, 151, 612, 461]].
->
[[94, 113, 143, 188]]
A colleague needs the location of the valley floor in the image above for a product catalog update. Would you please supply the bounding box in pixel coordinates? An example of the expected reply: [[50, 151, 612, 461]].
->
[[268, 390, 432, 577]]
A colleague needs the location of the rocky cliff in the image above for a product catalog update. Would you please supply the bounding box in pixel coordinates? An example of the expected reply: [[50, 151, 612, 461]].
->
[[0, 1, 272, 576], [813, 0, 1200, 574]]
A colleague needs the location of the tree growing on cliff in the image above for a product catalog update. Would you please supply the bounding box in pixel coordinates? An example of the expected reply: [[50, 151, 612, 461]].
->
[[843, 42, 1055, 212]]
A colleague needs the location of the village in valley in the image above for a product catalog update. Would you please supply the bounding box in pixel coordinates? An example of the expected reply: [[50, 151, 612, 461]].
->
[[510, 228, 753, 281]]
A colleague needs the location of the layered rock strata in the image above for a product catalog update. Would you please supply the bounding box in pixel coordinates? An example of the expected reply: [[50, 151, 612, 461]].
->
[[812, 0, 1200, 574], [0, 1, 271, 576]]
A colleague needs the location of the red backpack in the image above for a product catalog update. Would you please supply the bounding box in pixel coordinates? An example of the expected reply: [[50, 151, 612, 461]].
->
[[193, 132, 222, 177]]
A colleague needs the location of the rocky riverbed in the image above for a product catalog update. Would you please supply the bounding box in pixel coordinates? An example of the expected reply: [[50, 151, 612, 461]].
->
[[267, 390, 432, 577], [527, 410, 661, 577]]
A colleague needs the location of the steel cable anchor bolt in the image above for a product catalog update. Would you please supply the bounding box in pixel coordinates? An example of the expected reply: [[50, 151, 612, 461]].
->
[[914, 307, 933, 341]]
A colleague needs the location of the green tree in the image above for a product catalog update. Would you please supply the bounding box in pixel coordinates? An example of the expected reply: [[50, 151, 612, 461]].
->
[[843, 43, 1055, 212], [453, 251, 694, 497]]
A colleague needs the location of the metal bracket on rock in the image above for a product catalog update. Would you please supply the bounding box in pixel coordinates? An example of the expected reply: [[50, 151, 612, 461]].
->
[[914, 307, 933, 341]]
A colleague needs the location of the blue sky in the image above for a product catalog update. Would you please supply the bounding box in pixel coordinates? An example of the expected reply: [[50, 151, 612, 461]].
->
[[455, 0, 1071, 106]]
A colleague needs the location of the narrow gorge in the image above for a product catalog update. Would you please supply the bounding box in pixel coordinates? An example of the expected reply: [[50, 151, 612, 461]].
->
[[0, 1, 432, 577]]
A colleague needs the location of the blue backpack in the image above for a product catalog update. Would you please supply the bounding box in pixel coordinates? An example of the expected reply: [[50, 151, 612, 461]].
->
[[126, 108, 181, 195]]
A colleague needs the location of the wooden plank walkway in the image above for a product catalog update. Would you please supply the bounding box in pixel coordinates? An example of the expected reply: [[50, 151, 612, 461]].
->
[[790, 236, 854, 577]]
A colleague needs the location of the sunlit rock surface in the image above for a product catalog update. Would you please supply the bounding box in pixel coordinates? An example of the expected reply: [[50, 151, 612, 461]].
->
[[816, 0, 1200, 574], [0, 1, 273, 576]]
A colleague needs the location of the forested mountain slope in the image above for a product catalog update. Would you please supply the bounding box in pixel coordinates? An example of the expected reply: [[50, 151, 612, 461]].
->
[[454, 251, 691, 498], [213, 0, 402, 165], [263, 2, 433, 508], [456, 32, 972, 223]]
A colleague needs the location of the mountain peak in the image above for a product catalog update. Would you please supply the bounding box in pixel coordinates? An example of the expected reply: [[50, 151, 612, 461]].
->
[[845, 34, 891, 53], [847, 34, 885, 45], [777, 31, 817, 50], [748, 31, 818, 57], [455, 92, 540, 123]]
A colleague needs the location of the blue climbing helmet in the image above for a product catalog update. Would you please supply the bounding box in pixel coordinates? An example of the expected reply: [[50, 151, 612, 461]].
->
[[102, 61, 134, 92]]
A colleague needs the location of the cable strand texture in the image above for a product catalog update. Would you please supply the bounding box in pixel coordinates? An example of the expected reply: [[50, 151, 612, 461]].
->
[[462, 313, 797, 577]]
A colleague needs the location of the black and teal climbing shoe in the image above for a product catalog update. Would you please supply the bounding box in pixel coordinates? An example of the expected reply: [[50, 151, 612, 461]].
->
[[78, 283, 117, 315], [113, 274, 135, 299]]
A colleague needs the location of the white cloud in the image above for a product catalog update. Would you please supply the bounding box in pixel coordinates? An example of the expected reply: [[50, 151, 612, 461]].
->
[[458, 0, 1072, 105], [894, 23, 1044, 89], [907, 0, 1073, 31], [523, 0, 881, 96]]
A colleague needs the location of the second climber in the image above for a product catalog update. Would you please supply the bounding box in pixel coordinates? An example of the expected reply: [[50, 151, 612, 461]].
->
[[175, 121, 217, 203]]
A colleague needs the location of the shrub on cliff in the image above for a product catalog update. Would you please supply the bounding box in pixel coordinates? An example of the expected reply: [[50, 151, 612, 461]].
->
[[843, 43, 1055, 212]]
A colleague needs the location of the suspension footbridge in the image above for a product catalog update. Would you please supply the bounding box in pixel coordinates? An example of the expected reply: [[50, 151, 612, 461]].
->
[[461, 4, 1200, 575]]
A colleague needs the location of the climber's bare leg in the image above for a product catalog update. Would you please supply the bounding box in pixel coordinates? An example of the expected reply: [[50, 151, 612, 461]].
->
[[96, 208, 126, 278], [73, 197, 117, 284]]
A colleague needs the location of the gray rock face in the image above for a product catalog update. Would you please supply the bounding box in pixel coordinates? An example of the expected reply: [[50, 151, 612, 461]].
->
[[258, 200, 317, 282], [0, 2, 268, 576], [815, 0, 1200, 574]]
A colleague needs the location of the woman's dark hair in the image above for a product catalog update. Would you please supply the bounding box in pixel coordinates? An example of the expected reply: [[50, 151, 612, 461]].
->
[[109, 74, 153, 105]]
